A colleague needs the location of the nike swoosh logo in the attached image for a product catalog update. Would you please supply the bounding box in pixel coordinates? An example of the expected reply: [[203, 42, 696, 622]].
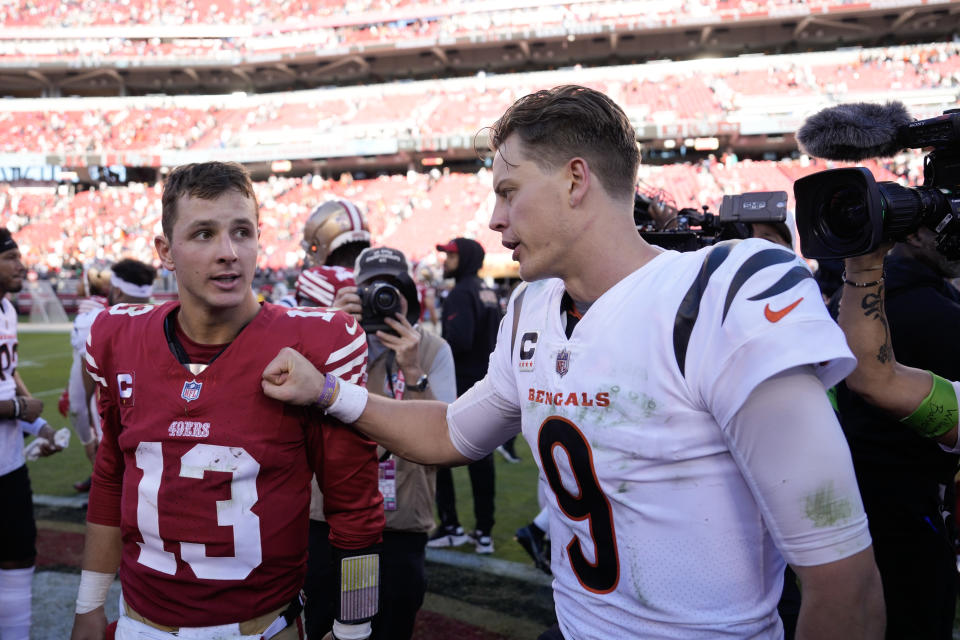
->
[[764, 298, 803, 323]]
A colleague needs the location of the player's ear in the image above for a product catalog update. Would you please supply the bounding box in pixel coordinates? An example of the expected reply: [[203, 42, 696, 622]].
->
[[154, 234, 175, 271], [567, 157, 590, 208]]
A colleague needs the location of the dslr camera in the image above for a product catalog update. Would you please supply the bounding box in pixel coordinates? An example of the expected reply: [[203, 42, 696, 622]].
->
[[635, 190, 788, 252], [357, 281, 404, 334], [794, 105, 960, 259]]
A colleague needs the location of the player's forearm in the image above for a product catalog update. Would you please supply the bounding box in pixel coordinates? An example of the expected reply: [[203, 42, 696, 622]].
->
[[262, 346, 470, 465], [13, 370, 31, 396], [794, 548, 885, 640], [80, 522, 122, 574], [355, 394, 470, 466]]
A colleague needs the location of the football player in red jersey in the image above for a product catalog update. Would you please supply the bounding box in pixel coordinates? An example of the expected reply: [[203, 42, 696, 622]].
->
[[291, 198, 376, 638], [295, 199, 372, 309], [70, 162, 383, 640]]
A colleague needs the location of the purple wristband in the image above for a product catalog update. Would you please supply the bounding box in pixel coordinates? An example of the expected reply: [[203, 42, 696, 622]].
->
[[317, 373, 339, 410]]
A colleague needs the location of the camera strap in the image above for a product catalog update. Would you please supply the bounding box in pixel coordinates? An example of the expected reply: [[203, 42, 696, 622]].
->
[[383, 351, 406, 400]]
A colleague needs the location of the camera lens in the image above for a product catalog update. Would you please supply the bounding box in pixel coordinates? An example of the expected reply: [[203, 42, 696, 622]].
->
[[819, 185, 869, 241], [795, 167, 889, 259], [373, 286, 399, 313]]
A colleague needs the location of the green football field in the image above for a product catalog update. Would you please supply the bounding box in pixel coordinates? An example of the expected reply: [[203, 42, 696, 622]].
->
[[18, 330, 545, 567]]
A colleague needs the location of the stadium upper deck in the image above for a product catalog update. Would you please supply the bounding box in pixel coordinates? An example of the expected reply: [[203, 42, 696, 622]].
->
[[0, 0, 880, 28], [2, 44, 957, 171], [1, 0, 957, 96]]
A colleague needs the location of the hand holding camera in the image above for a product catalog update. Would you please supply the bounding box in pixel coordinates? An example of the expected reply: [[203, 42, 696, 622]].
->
[[331, 285, 362, 323], [843, 240, 894, 284], [376, 312, 424, 382]]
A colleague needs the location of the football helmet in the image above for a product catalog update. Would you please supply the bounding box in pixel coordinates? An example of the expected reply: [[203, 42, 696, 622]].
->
[[85, 261, 112, 296], [301, 199, 371, 267]]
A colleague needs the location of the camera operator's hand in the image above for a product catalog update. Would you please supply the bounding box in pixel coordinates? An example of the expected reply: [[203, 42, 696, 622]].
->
[[332, 286, 362, 323], [843, 241, 894, 280], [377, 313, 424, 382]]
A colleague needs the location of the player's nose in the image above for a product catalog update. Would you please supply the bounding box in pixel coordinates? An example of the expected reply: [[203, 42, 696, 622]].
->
[[489, 203, 508, 232], [216, 233, 240, 261]]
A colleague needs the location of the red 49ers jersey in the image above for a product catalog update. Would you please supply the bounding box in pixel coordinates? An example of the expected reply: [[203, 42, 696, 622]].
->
[[85, 301, 382, 627], [296, 265, 355, 307]]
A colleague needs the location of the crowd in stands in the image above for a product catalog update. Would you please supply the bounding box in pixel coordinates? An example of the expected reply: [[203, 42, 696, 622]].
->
[[0, 0, 873, 30], [1, 167, 495, 273], [4, 42, 960, 157], [1, 152, 925, 274], [0, 0, 923, 63]]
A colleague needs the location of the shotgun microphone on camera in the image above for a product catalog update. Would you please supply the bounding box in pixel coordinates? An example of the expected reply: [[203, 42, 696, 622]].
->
[[796, 101, 912, 161]]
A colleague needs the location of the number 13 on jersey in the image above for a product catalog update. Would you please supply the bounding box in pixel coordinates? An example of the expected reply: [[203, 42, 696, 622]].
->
[[135, 441, 263, 580]]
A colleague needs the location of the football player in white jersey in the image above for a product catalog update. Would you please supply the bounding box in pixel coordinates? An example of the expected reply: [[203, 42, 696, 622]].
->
[[263, 86, 885, 639], [66, 261, 111, 492], [0, 228, 59, 640], [67, 258, 158, 490]]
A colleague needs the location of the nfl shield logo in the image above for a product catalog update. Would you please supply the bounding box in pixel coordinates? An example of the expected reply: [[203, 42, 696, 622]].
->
[[555, 349, 570, 377], [181, 380, 202, 402]]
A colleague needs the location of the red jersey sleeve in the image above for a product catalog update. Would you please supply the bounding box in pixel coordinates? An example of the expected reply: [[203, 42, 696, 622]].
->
[[299, 309, 383, 549], [85, 311, 124, 527], [296, 265, 356, 308]]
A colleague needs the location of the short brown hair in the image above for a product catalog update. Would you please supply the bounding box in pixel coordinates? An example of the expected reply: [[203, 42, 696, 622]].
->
[[490, 85, 640, 201], [161, 162, 258, 238]]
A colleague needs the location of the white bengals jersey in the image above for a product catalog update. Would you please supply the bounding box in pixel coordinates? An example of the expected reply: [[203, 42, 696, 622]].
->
[[480, 240, 866, 639], [0, 297, 22, 475]]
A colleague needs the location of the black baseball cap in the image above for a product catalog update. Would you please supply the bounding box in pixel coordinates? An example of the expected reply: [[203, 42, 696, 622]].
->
[[355, 247, 411, 285]]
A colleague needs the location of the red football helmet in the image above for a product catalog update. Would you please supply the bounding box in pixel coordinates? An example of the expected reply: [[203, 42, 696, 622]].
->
[[301, 199, 371, 267]]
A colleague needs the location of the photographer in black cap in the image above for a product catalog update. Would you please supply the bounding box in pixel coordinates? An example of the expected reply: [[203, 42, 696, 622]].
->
[[306, 246, 456, 640]]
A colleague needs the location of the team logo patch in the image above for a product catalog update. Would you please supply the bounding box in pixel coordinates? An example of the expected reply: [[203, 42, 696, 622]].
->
[[555, 349, 570, 378], [764, 297, 803, 323], [181, 380, 203, 402], [519, 332, 539, 372]]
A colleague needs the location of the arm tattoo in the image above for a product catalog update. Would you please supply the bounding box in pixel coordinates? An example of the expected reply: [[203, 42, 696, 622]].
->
[[860, 286, 892, 364], [860, 289, 882, 320]]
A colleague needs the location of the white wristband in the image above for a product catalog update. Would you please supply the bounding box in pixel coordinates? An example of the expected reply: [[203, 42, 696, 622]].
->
[[75, 570, 115, 614], [326, 379, 368, 424], [332, 620, 372, 640], [19, 417, 46, 437]]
